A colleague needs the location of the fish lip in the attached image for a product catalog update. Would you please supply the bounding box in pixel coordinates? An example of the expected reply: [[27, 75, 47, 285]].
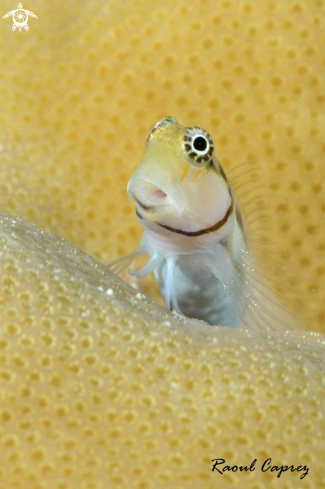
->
[[127, 178, 186, 216], [132, 194, 157, 213]]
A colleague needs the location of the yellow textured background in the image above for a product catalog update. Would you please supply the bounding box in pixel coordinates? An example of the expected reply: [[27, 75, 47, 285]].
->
[[0, 212, 324, 489], [0, 1, 325, 488], [0, 0, 324, 331]]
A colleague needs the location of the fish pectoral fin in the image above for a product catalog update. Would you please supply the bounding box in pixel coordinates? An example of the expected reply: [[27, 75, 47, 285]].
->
[[108, 249, 147, 279]]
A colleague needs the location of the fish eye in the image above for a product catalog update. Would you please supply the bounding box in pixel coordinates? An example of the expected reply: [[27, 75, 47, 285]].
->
[[193, 135, 208, 153], [183, 126, 214, 165]]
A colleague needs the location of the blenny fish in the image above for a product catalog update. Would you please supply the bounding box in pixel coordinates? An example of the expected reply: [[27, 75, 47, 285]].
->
[[110, 116, 298, 331]]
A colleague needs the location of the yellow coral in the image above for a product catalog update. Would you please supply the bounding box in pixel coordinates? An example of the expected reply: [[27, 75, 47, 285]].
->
[[0, 0, 324, 331], [0, 212, 324, 489], [0, 0, 325, 487]]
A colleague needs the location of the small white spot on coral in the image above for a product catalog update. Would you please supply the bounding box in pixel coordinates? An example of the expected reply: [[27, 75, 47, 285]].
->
[[135, 293, 145, 300], [106, 288, 114, 296], [161, 321, 171, 327]]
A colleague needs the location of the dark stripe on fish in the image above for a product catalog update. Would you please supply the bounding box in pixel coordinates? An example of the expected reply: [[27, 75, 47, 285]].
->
[[235, 205, 245, 233], [207, 160, 228, 184], [136, 201, 233, 237], [218, 163, 228, 182], [155, 200, 233, 236]]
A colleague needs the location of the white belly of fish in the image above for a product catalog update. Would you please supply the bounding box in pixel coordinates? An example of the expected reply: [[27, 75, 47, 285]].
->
[[154, 253, 239, 328]]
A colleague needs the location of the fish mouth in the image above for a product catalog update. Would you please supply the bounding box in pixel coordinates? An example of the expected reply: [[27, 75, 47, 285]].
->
[[132, 194, 159, 213], [128, 179, 185, 216]]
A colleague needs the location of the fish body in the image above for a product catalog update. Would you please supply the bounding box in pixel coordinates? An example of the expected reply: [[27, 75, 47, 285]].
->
[[111, 116, 296, 331]]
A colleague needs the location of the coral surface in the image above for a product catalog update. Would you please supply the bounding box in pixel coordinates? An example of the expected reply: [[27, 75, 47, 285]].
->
[[0, 212, 324, 489]]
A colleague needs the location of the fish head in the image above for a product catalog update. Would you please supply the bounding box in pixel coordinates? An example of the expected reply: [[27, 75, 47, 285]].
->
[[127, 116, 233, 236]]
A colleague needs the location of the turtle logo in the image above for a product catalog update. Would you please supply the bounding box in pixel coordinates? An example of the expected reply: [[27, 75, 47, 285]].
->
[[3, 3, 38, 32]]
